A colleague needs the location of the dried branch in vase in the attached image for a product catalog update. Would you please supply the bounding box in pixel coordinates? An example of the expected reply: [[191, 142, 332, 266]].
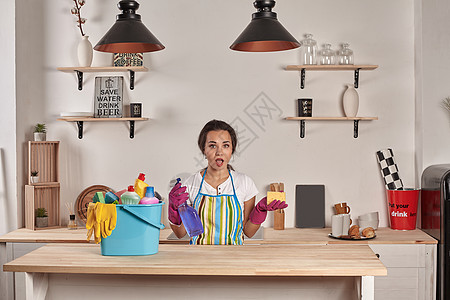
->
[[71, 0, 87, 36]]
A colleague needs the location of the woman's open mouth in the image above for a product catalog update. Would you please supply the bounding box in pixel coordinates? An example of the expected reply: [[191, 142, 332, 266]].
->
[[215, 158, 224, 167]]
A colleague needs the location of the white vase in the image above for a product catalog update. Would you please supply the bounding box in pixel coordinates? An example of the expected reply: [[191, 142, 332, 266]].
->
[[77, 35, 93, 67], [30, 176, 39, 184], [343, 84, 359, 117]]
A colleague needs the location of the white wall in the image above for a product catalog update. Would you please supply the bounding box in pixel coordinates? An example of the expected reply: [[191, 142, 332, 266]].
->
[[7, 0, 421, 232], [420, 0, 450, 168], [0, 2, 16, 236]]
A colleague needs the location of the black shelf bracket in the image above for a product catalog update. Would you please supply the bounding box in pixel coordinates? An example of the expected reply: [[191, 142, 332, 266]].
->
[[300, 120, 305, 138], [354, 68, 361, 88], [298, 67, 363, 89], [296, 119, 362, 139], [353, 120, 359, 138], [300, 68, 306, 89], [129, 70, 135, 90], [68, 120, 141, 139], [72, 70, 139, 90], [76, 121, 84, 139], [76, 71, 83, 91], [129, 120, 135, 139]]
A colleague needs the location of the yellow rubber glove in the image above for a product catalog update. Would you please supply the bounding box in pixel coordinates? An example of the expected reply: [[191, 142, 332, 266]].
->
[[94, 202, 104, 242], [86, 202, 99, 243], [100, 204, 117, 238]]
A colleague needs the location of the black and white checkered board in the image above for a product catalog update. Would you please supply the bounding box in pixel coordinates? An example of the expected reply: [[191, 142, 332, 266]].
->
[[376, 149, 404, 190]]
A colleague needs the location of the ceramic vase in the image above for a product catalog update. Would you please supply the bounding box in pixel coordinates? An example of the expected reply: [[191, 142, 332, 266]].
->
[[343, 84, 359, 117], [33, 132, 46, 141], [30, 176, 39, 184], [35, 217, 48, 228], [77, 35, 93, 67]]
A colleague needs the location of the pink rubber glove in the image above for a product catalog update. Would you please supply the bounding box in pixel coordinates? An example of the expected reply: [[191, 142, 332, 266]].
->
[[249, 197, 288, 225], [168, 183, 189, 225]]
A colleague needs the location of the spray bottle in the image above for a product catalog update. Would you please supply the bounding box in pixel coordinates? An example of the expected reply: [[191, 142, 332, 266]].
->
[[176, 178, 204, 237]]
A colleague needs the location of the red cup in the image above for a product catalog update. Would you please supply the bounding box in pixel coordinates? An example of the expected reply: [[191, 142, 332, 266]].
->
[[386, 189, 419, 230]]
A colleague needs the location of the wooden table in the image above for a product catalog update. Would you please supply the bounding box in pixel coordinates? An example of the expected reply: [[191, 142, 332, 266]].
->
[[0, 227, 435, 300], [4, 243, 386, 300], [0, 226, 437, 245]]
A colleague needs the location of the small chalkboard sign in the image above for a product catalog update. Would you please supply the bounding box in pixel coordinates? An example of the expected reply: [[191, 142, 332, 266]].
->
[[94, 76, 123, 118]]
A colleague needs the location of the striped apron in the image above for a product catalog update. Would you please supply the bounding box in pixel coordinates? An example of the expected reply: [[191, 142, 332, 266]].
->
[[190, 170, 244, 245]]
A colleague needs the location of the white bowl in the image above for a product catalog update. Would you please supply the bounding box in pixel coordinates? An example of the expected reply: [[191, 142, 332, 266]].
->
[[359, 212, 379, 221]]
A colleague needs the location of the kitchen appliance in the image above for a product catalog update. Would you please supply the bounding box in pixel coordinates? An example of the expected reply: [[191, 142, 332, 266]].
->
[[421, 164, 450, 300]]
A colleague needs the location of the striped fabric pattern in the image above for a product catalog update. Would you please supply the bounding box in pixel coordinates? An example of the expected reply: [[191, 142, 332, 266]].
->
[[191, 194, 243, 245]]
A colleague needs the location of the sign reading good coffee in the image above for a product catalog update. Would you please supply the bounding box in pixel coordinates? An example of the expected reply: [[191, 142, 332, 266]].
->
[[113, 53, 143, 67], [94, 76, 123, 118]]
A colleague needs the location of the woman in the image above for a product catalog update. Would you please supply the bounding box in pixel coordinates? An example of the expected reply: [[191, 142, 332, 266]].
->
[[169, 119, 287, 245]]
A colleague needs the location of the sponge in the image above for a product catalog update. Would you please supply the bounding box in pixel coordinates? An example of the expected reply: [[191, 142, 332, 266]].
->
[[267, 191, 286, 204], [93, 192, 105, 204], [104, 192, 119, 204]]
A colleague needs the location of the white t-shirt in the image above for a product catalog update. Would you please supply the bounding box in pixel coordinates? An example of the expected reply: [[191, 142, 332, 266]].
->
[[183, 170, 259, 208]]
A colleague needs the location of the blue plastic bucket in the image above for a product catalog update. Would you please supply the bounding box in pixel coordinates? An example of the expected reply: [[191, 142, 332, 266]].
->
[[101, 203, 165, 256]]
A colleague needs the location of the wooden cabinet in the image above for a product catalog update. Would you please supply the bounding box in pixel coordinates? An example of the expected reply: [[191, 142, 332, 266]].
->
[[369, 244, 436, 300], [24, 141, 61, 230]]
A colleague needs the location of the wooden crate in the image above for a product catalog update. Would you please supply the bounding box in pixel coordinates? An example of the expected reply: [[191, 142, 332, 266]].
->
[[25, 141, 61, 230], [28, 141, 59, 185], [25, 184, 61, 230]]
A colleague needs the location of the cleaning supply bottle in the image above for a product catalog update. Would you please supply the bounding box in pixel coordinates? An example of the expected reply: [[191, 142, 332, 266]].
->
[[134, 173, 149, 199], [176, 178, 204, 237], [121, 185, 141, 205], [139, 186, 159, 204]]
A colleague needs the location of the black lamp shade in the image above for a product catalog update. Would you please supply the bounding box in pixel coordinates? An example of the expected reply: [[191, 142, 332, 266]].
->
[[94, 1, 164, 53], [230, 1, 300, 52]]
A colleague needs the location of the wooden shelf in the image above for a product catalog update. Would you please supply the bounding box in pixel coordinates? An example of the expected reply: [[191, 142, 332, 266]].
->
[[57, 117, 149, 139], [26, 141, 61, 230], [285, 117, 378, 121], [57, 66, 148, 90], [285, 64, 378, 89], [285, 65, 378, 71], [58, 117, 148, 122], [285, 116, 378, 138], [57, 66, 148, 73], [28, 182, 60, 187]]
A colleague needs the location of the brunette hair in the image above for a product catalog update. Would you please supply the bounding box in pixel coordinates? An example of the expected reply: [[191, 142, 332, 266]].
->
[[198, 119, 238, 155]]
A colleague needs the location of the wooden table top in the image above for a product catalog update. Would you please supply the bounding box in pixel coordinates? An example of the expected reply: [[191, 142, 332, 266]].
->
[[3, 243, 387, 277], [0, 227, 437, 245]]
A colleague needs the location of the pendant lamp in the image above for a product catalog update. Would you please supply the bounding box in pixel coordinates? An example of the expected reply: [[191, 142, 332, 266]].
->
[[230, 0, 300, 52], [94, 0, 164, 53]]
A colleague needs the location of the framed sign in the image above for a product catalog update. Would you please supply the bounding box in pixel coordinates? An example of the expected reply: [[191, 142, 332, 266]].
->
[[94, 76, 123, 118], [113, 53, 143, 67]]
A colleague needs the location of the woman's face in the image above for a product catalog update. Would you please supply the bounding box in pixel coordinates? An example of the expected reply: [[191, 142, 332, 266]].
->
[[204, 130, 233, 172]]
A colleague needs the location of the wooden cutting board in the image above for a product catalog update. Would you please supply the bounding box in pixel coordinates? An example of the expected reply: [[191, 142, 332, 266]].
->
[[75, 185, 114, 223]]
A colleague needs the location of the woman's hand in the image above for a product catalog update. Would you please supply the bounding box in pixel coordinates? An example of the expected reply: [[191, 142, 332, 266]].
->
[[168, 182, 189, 225], [248, 197, 288, 225]]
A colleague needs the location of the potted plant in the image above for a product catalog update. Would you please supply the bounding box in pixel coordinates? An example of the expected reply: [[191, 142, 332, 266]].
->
[[30, 170, 39, 184], [35, 208, 48, 228], [34, 123, 46, 141]]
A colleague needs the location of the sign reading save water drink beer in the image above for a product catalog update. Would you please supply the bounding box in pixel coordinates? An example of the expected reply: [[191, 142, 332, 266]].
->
[[94, 76, 123, 118]]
